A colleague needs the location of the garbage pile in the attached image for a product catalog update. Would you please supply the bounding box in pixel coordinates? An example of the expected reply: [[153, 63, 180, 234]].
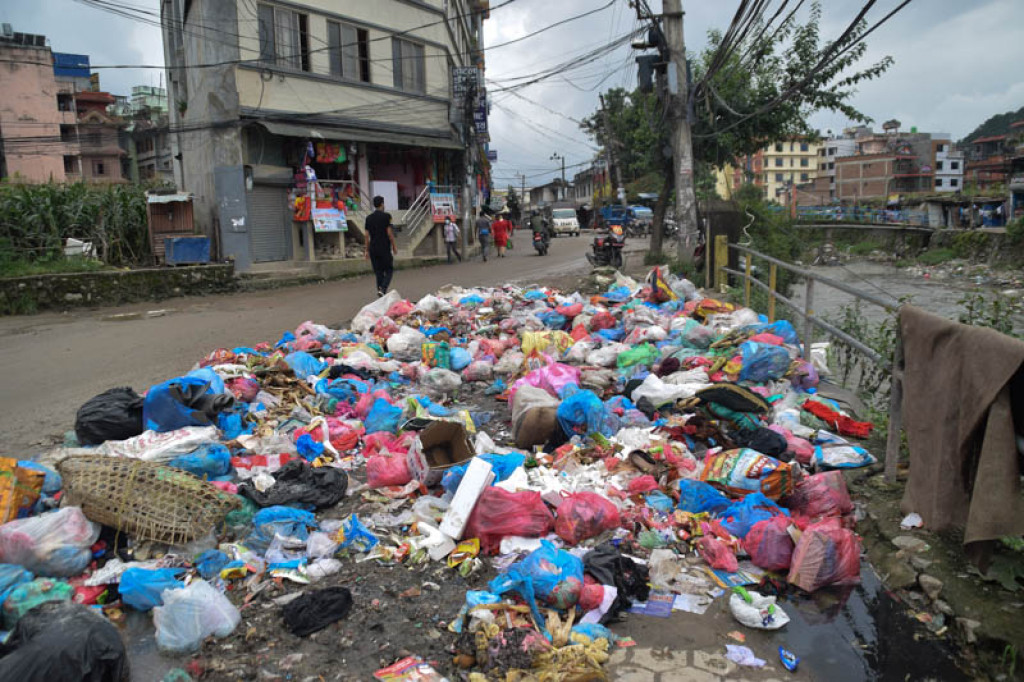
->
[[0, 267, 879, 680]]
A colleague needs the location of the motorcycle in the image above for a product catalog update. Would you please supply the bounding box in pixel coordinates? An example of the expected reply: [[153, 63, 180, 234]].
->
[[533, 230, 550, 256], [586, 224, 626, 268]]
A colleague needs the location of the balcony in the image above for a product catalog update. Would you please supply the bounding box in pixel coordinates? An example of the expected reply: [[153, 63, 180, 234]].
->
[[1009, 174, 1024, 190]]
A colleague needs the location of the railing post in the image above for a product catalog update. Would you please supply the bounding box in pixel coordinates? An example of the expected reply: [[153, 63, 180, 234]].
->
[[714, 235, 728, 292], [768, 263, 777, 322], [744, 254, 752, 308], [803, 277, 814, 360], [884, 328, 905, 482]]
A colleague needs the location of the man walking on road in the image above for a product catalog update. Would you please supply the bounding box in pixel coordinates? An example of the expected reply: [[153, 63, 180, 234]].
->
[[364, 196, 397, 297], [475, 209, 492, 262], [443, 214, 461, 263]]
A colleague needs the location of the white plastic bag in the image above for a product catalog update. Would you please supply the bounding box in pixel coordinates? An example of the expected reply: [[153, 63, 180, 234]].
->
[[153, 580, 240, 652], [565, 341, 594, 364], [729, 589, 790, 630], [494, 351, 525, 375], [99, 426, 220, 462], [0, 507, 100, 577], [387, 326, 427, 361], [630, 374, 700, 407], [586, 344, 626, 368], [421, 368, 462, 394], [413, 294, 451, 320], [352, 290, 401, 333]]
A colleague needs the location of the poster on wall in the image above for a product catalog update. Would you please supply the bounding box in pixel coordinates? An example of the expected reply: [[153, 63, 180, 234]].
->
[[311, 204, 347, 232], [430, 192, 457, 223]]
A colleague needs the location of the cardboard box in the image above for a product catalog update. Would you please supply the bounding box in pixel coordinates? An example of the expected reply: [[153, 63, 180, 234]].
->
[[405, 420, 475, 487]]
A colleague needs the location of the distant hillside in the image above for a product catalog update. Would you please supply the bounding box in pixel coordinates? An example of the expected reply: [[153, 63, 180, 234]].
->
[[960, 105, 1024, 143]]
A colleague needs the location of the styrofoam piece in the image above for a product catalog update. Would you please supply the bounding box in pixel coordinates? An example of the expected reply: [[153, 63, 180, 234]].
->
[[439, 458, 495, 540]]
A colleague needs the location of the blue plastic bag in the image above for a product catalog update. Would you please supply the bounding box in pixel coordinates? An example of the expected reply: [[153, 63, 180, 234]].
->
[[0, 564, 33, 605], [119, 567, 185, 611], [143, 375, 218, 432], [276, 331, 297, 348], [285, 351, 326, 379], [295, 434, 325, 461], [459, 294, 485, 306], [16, 462, 61, 495], [678, 479, 731, 515], [451, 590, 502, 633], [738, 342, 792, 383], [195, 550, 230, 580], [449, 347, 472, 371], [413, 395, 452, 417], [537, 312, 567, 329], [338, 514, 378, 553], [745, 320, 800, 346], [168, 443, 232, 479], [557, 390, 619, 438], [645, 490, 675, 513], [441, 452, 527, 495], [524, 290, 547, 301], [595, 328, 625, 342], [364, 398, 403, 434], [186, 367, 226, 395], [217, 411, 246, 439], [488, 541, 584, 636], [572, 623, 615, 642], [718, 492, 789, 539], [248, 507, 318, 551]]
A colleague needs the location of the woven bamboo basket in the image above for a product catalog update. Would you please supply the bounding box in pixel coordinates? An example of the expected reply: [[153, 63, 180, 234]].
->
[[58, 455, 240, 545]]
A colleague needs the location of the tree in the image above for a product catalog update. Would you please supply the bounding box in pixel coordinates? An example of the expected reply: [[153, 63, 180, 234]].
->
[[580, 88, 667, 184], [505, 186, 521, 225]]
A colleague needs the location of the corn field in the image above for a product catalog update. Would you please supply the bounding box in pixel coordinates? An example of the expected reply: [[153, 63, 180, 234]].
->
[[0, 182, 152, 270]]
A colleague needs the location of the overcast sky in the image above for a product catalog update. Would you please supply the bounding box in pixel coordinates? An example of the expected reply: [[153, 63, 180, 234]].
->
[[6, 0, 1023, 191]]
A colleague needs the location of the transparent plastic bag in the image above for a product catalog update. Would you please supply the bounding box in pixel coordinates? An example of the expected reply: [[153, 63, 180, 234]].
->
[[386, 326, 427, 362], [554, 492, 621, 545], [0, 507, 100, 577], [421, 368, 462, 395], [153, 580, 240, 652], [787, 518, 861, 592], [743, 516, 795, 572]]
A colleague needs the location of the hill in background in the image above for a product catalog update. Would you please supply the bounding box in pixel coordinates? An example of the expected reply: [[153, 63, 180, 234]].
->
[[960, 105, 1024, 144]]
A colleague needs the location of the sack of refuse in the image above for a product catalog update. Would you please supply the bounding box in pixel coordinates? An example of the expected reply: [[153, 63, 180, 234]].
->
[[729, 588, 790, 630], [74, 387, 145, 445], [700, 449, 795, 500], [352, 290, 401, 333], [153, 580, 240, 652], [787, 518, 861, 592], [421, 368, 462, 395], [0, 507, 100, 577], [738, 342, 792, 383], [463, 487, 555, 553], [554, 492, 621, 545], [488, 541, 584, 633], [556, 389, 618, 439], [718, 492, 789, 539], [366, 453, 413, 488], [783, 471, 853, 520], [387, 326, 427, 361], [743, 516, 796, 572]]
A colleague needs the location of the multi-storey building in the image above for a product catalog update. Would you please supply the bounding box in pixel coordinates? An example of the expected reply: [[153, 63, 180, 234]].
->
[[721, 137, 823, 202]]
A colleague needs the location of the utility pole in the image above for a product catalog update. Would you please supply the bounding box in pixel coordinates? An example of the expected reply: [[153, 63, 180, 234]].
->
[[550, 153, 566, 201], [599, 94, 629, 211], [662, 0, 698, 260]]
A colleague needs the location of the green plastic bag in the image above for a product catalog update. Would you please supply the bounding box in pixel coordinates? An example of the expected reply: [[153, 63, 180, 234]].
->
[[617, 343, 660, 369], [222, 496, 258, 535], [3, 577, 72, 628]]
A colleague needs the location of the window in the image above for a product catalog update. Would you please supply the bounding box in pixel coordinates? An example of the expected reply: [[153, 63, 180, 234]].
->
[[951, 178, 959, 187], [936, 161, 943, 171], [93, 161, 105, 176], [775, 173, 783, 182], [828, 162, 834, 170], [800, 143, 809, 152], [951, 161, 959, 170], [392, 38, 426, 93], [800, 173, 809, 182], [328, 21, 370, 83], [63, 156, 76, 173], [828, 147, 837, 155], [800, 158, 809, 167], [57, 93, 74, 112], [935, 178, 943, 188], [789, 158, 794, 167], [60, 124, 76, 142], [774, 158, 783, 167], [936, 144, 945, 153], [258, 4, 310, 71], [774, 144, 783, 152], [789, 143, 794, 152], [821, 163, 827, 171], [83, 132, 102, 147]]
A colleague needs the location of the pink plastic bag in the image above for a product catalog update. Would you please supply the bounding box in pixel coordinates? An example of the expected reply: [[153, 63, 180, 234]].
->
[[628, 475, 659, 495], [748, 332, 785, 345], [554, 492, 621, 545], [463, 488, 555, 553], [788, 517, 861, 592], [366, 454, 412, 488], [509, 362, 581, 401], [386, 300, 415, 318], [783, 471, 853, 519], [555, 302, 583, 319], [768, 426, 816, 465], [226, 377, 260, 402], [476, 339, 505, 359], [354, 389, 393, 419], [374, 316, 399, 338], [363, 431, 413, 457], [743, 516, 795, 572], [697, 536, 739, 572]]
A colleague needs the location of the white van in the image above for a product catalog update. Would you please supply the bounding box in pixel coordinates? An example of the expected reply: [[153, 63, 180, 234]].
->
[[550, 208, 580, 236]]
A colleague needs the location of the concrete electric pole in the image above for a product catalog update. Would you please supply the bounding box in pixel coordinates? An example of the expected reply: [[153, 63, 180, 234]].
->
[[550, 153, 566, 200], [662, 0, 699, 260]]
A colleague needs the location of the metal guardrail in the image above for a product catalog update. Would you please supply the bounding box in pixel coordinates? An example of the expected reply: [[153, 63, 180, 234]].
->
[[715, 240, 905, 481], [795, 206, 930, 226]]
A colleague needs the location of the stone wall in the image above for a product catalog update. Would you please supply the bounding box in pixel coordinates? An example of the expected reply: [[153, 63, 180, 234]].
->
[[0, 264, 236, 315]]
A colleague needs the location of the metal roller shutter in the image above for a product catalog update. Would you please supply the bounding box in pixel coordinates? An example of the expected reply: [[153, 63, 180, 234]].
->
[[248, 185, 289, 262]]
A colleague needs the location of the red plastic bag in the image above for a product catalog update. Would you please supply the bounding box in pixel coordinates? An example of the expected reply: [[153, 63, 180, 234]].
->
[[366, 454, 412, 488], [784, 471, 853, 520], [569, 324, 591, 342], [743, 516, 795, 572], [363, 431, 413, 458], [787, 517, 861, 592], [554, 492, 621, 545], [463, 488, 555, 553], [627, 475, 659, 495], [373, 316, 399, 338], [589, 311, 616, 332], [697, 536, 739, 572], [386, 300, 415, 318], [555, 302, 583, 319]]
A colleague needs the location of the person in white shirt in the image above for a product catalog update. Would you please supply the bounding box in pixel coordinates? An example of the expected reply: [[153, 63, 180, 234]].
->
[[443, 215, 462, 263]]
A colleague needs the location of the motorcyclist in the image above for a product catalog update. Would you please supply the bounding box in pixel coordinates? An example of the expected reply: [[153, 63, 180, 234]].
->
[[529, 210, 550, 243]]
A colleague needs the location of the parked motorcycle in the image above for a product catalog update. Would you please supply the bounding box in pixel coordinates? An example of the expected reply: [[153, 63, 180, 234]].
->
[[533, 230, 550, 256], [586, 224, 626, 268]]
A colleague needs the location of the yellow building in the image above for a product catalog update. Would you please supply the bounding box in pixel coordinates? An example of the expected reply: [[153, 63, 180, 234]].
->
[[758, 138, 824, 201]]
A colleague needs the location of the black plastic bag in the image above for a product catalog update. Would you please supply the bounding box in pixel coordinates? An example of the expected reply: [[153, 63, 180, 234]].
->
[[0, 601, 128, 682], [733, 427, 789, 459], [583, 542, 650, 623], [282, 586, 353, 636], [238, 460, 348, 510], [74, 387, 144, 445]]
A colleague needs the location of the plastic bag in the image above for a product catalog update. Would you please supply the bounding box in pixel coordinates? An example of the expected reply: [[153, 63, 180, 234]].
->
[[414, 294, 451, 320], [0, 564, 33, 604], [195, 550, 230, 580], [743, 516, 795, 572], [352, 290, 401, 333], [364, 398, 403, 434], [630, 373, 701, 408], [2, 578, 73, 629], [387, 326, 427, 361], [488, 541, 584, 633], [422, 368, 462, 394], [463, 360, 494, 382], [494, 350, 525, 375], [767, 426, 816, 465], [790, 360, 820, 390], [74, 387, 145, 445], [366, 454, 412, 488], [463, 487, 555, 553], [677, 480, 731, 515], [554, 492, 621, 545], [119, 567, 185, 611], [247, 506, 317, 552], [700, 449, 795, 500], [386, 299, 414, 318], [617, 343, 660, 369], [153, 580, 240, 652], [556, 389, 618, 438], [729, 588, 790, 630], [143, 375, 233, 432], [745, 320, 800, 346], [441, 452, 526, 495], [698, 536, 739, 572], [718, 493, 789, 539], [167, 443, 232, 479], [449, 347, 472, 371], [784, 471, 853, 519], [738, 342, 791, 383], [284, 351, 327, 380], [0, 507, 100, 577], [787, 518, 861, 592], [521, 331, 574, 357], [510, 362, 581, 401]]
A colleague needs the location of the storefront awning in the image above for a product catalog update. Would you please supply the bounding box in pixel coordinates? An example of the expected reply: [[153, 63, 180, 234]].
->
[[255, 120, 464, 151]]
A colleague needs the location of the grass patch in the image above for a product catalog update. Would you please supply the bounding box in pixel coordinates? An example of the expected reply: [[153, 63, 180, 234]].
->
[[916, 248, 956, 266], [0, 256, 112, 279], [848, 239, 884, 256]]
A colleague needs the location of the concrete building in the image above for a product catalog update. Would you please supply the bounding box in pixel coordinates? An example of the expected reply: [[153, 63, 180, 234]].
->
[[161, 0, 490, 271], [723, 137, 823, 202], [572, 161, 606, 206], [131, 85, 169, 114], [933, 139, 965, 193], [965, 134, 1010, 192], [529, 179, 570, 207]]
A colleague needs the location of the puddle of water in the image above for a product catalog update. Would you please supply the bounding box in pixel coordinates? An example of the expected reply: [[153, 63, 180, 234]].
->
[[122, 611, 186, 680], [773, 564, 967, 681]]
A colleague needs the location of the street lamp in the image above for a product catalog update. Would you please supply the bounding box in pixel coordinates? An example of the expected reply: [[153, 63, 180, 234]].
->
[[550, 153, 565, 201]]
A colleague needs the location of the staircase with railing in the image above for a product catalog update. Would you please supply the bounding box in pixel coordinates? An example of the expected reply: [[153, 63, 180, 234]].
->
[[394, 184, 444, 257]]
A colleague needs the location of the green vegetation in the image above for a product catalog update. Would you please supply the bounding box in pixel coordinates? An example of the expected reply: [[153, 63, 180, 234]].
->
[[1007, 216, 1024, 245], [915, 248, 956, 266], [0, 182, 158, 277], [958, 292, 1022, 338], [0, 256, 111, 279], [959, 104, 1024, 145], [848, 239, 885, 256]]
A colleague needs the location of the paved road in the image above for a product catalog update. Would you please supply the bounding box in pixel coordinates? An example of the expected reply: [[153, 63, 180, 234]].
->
[[0, 234, 595, 457]]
